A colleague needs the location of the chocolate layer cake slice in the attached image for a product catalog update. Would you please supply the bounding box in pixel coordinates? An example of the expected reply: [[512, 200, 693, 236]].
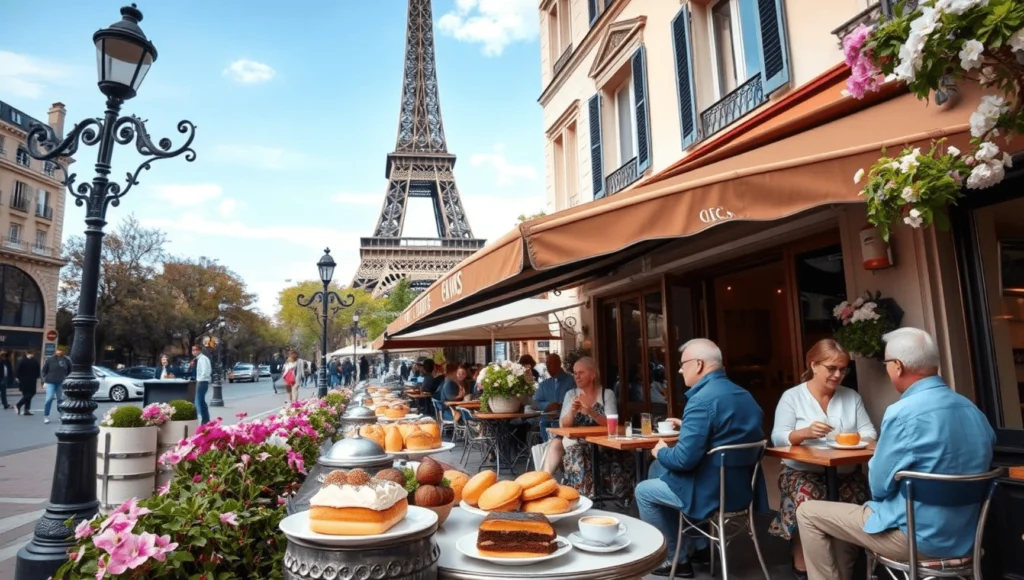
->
[[476, 512, 557, 558]]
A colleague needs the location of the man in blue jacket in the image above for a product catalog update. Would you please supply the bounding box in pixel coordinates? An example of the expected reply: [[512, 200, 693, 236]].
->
[[797, 328, 995, 580], [636, 338, 766, 578]]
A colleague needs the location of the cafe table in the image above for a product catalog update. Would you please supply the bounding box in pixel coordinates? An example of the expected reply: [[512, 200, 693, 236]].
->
[[587, 434, 679, 488], [474, 411, 541, 476], [407, 392, 434, 414], [436, 507, 666, 579], [765, 442, 876, 501]]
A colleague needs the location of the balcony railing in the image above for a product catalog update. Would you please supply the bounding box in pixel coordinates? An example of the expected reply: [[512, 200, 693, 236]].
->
[[605, 156, 641, 197], [36, 205, 53, 220], [0, 237, 55, 257], [9, 194, 30, 213], [43, 163, 57, 178], [2, 238, 26, 251], [832, 0, 920, 45], [698, 74, 767, 142], [553, 44, 573, 77], [32, 245, 53, 257], [359, 237, 486, 250]]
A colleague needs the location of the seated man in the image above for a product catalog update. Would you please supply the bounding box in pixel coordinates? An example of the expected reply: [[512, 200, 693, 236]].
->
[[532, 353, 577, 441], [636, 338, 766, 578], [797, 328, 996, 580]]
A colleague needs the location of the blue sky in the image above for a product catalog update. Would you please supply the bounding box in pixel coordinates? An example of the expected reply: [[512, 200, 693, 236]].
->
[[0, 0, 544, 314]]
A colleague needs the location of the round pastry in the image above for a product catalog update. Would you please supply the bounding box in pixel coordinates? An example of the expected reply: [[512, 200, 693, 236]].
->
[[515, 471, 558, 501], [384, 425, 404, 452], [358, 425, 385, 449], [417, 457, 444, 485], [522, 496, 570, 515], [398, 421, 418, 440], [836, 432, 861, 446], [444, 470, 469, 503], [414, 484, 446, 507], [416, 418, 441, 440], [385, 406, 408, 419], [462, 470, 497, 506], [405, 429, 439, 450], [308, 479, 409, 535], [375, 406, 387, 416], [554, 485, 580, 509], [375, 468, 406, 486], [477, 481, 523, 512]]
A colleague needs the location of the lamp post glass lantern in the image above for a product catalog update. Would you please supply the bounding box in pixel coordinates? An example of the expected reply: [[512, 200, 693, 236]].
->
[[296, 248, 354, 398], [14, 5, 197, 579]]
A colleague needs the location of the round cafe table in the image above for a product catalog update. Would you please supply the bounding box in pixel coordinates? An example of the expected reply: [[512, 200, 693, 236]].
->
[[436, 507, 666, 579]]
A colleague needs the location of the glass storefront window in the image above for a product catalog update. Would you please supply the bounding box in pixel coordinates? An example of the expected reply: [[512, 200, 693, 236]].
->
[[621, 298, 643, 424], [0, 265, 44, 328], [599, 302, 619, 401], [645, 292, 668, 420]]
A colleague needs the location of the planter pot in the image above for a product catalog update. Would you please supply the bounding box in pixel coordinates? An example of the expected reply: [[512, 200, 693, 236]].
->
[[487, 395, 520, 414], [97, 425, 158, 510], [158, 419, 198, 446]]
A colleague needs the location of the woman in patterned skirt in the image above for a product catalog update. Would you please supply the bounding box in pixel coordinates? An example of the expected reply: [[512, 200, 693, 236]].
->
[[769, 339, 877, 579]]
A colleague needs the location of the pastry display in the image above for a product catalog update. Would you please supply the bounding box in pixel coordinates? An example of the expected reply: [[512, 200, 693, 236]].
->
[[462, 471, 579, 516], [416, 417, 441, 440], [476, 512, 557, 558], [444, 470, 469, 503], [358, 424, 386, 449], [400, 459, 462, 511], [416, 457, 445, 485], [375, 406, 388, 416], [404, 426, 441, 450], [384, 425, 405, 452], [381, 423, 441, 452], [375, 468, 407, 486], [308, 469, 408, 536], [385, 403, 410, 419]]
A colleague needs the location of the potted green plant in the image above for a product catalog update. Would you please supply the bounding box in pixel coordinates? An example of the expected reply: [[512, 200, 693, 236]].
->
[[98, 406, 159, 508], [478, 362, 536, 413], [832, 292, 903, 360]]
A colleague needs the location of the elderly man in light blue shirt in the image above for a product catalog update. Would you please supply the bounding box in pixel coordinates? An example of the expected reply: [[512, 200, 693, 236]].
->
[[796, 328, 995, 580], [532, 353, 576, 441]]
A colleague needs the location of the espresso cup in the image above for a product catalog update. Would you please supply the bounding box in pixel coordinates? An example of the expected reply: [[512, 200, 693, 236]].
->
[[657, 421, 674, 433], [578, 515, 626, 544]]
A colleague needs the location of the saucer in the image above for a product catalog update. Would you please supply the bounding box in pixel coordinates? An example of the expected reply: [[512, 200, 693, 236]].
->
[[827, 441, 869, 450], [567, 531, 631, 553]]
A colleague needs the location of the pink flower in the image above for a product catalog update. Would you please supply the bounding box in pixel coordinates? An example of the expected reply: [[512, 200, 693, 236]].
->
[[92, 526, 129, 553], [74, 518, 95, 540], [193, 474, 203, 483], [277, 496, 288, 506], [107, 532, 159, 574], [149, 533, 179, 562], [236, 412, 248, 420], [219, 512, 239, 526], [95, 555, 108, 580], [98, 513, 136, 535], [112, 497, 151, 520], [287, 450, 307, 475], [241, 453, 252, 466], [256, 452, 271, 462], [71, 545, 86, 562], [843, 24, 882, 98]]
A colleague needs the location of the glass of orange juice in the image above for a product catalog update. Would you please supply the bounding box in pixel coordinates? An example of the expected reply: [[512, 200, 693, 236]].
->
[[641, 413, 653, 437]]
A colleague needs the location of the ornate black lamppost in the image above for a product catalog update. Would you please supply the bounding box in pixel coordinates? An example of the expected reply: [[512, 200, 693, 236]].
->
[[297, 249, 354, 398], [16, 5, 196, 579], [210, 299, 228, 407], [350, 314, 366, 382]]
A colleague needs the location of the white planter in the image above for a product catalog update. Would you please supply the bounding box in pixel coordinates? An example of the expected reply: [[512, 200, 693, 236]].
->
[[487, 395, 520, 414], [97, 425, 158, 509], [158, 419, 198, 446]]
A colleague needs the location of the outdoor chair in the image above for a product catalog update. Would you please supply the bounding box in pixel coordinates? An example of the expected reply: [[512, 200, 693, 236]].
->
[[868, 467, 1003, 580], [670, 440, 771, 580], [431, 399, 456, 441], [457, 406, 498, 472]]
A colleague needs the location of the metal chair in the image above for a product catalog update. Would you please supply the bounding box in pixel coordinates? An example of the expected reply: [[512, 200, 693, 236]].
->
[[430, 399, 456, 441], [670, 440, 770, 580], [457, 407, 498, 472], [868, 468, 1003, 580]]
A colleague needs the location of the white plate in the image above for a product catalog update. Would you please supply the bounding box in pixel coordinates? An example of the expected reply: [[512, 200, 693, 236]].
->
[[631, 430, 679, 438], [567, 531, 631, 553], [827, 441, 870, 450], [459, 495, 593, 523], [278, 505, 437, 547], [385, 441, 456, 457], [456, 532, 572, 566], [377, 413, 423, 422]]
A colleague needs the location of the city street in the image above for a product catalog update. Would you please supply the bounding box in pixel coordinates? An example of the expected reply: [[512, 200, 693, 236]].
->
[[0, 379, 300, 579]]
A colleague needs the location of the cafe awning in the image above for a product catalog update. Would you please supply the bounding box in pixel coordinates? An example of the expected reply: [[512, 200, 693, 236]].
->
[[375, 296, 582, 350]]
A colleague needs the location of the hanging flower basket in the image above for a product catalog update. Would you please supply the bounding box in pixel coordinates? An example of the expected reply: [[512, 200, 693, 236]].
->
[[832, 292, 904, 360]]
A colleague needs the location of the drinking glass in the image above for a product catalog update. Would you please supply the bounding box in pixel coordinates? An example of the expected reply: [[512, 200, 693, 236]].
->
[[826, 417, 843, 442], [623, 421, 633, 439], [606, 414, 619, 437], [641, 413, 653, 437]]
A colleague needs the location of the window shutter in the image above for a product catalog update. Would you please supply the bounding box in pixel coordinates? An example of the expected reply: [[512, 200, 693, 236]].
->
[[631, 46, 652, 174], [588, 93, 605, 200], [588, 0, 599, 27], [671, 7, 698, 148], [756, 0, 790, 95]]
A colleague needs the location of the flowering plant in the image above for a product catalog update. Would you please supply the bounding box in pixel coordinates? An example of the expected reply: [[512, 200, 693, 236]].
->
[[100, 406, 150, 429], [832, 292, 899, 359], [844, 0, 1023, 237], [478, 361, 536, 412], [140, 403, 174, 426]]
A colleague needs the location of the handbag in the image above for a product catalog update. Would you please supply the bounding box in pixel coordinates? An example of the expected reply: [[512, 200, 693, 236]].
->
[[283, 367, 296, 387], [531, 438, 556, 471]]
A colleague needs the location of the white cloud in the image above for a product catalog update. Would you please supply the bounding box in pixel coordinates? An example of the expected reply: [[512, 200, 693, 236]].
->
[[333, 192, 382, 206], [139, 212, 360, 253], [151, 184, 224, 207], [213, 144, 306, 170], [437, 0, 538, 56], [0, 51, 79, 98], [469, 144, 539, 186], [222, 59, 276, 84], [463, 192, 545, 243], [218, 197, 242, 218]]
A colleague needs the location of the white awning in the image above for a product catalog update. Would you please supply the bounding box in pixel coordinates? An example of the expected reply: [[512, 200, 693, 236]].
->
[[375, 296, 582, 350], [329, 345, 380, 358]]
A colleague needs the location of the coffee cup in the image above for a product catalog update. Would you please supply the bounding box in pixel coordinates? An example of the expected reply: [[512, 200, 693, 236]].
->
[[657, 421, 674, 434], [524, 405, 534, 413], [579, 515, 626, 544]]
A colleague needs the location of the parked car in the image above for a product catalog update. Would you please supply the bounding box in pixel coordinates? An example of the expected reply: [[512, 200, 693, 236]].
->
[[93, 366, 146, 402], [257, 364, 271, 377], [121, 366, 157, 381], [228, 363, 258, 383]]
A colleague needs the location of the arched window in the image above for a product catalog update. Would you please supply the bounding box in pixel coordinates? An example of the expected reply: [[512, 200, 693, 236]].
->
[[0, 266, 44, 328]]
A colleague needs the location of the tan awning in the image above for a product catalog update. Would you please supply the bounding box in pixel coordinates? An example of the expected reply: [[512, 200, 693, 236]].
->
[[522, 86, 977, 271]]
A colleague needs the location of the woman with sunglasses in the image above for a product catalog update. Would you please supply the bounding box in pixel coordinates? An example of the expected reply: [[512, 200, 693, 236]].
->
[[768, 338, 877, 580]]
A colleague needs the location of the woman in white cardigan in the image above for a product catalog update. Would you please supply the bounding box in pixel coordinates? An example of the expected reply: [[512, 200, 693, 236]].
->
[[768, 338, 877, 579], [282, 351, 308, 403]]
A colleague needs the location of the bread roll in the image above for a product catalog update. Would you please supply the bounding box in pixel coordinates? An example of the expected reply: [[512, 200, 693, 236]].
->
[[515, 471, 557, 501], [478, 481, 523, 512], [521, 496, 570, 515], [462, 470, 497, 506], [444, 470, 469, 503], [836, 432, 861, 446], [554, 485, 580, 509], [385, 425, 404, 452], [405, 430, 439, 450]]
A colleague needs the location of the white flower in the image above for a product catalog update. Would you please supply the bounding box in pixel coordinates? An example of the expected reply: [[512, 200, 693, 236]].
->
[[853, 297, 865, 308], [1010, 28, 1024, 52], [958, 39, 984, 71], [1003, 153, 1013, 168], [935, 0, 988, 15], [901, 186, 919, 203], [969, 95, 1008, 138], [266, 434, 291, 450], [947, 145, 960, 157], [898, 148, 922, 172], [966, 161, 1005, 189], [854, 168, 866, 184], [832, 301, 849, 318], [975, 141, 1000, 162], [904, 208, 924, 228]]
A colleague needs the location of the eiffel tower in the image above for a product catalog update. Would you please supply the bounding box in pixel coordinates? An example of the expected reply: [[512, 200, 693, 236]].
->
[[351, 0, 485, 297]]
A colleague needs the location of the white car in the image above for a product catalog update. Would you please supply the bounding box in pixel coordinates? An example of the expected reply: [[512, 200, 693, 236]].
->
[[228, 363, 258, 383], [93, 366, 146, 402], [258, 364, 271, 377]]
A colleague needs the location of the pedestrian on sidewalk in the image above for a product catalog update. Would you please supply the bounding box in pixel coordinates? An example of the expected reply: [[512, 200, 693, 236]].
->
[[282, 351, 307, 403], [41, 347, 72, 424], [189, 344, 212, 424], [0, 349, 11, 410], [269, 353, 283, 394], [15, 351, 41, 416]]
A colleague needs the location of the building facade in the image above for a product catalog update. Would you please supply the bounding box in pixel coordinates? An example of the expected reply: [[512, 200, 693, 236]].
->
[[0, 99, 70, 359]]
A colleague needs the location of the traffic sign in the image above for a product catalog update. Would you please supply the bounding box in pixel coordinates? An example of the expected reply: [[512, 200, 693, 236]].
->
[[46, 329, 58, 342]]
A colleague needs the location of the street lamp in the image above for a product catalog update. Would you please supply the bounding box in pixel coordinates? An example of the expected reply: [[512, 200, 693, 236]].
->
[[352, 313, 360, 382], [296, 248, 354, 398], [16, 5, 196, 579], [210, 299, 229, 407]]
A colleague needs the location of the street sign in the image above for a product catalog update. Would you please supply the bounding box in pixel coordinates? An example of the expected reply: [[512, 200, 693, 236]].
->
[[45, 343, 56, 357], [46, 329, 58, 342]]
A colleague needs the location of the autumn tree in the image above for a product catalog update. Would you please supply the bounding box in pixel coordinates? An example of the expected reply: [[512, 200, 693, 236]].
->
[[157, 257, 255, 351]]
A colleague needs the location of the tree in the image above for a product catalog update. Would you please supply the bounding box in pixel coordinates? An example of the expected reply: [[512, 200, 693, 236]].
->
[[386, 278, 417, 314], [276, 282, 388, 355], [157, 257, 255, 351], [516, 211, 546, 223]]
